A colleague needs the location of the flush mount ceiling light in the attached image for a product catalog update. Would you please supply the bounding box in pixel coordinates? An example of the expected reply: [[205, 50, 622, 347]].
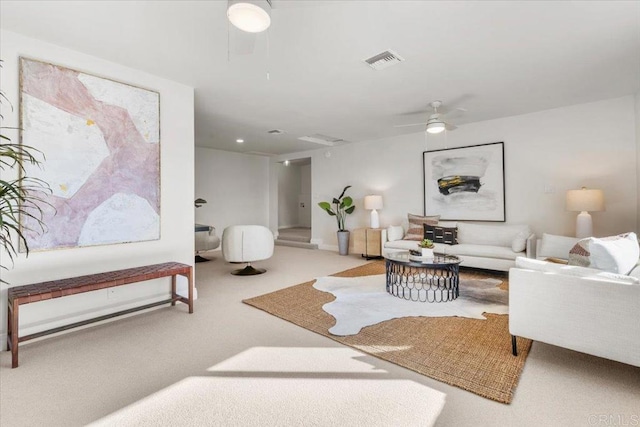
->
[[227, 0, 272, 33], [236, 139, 244, 143]]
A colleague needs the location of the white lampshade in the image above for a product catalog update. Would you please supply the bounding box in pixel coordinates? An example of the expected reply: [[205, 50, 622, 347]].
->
[[426, 121, 445, 134], [566, 188, 605, 212], [364, 195, 383, 210], [227, 1, 271, 33]]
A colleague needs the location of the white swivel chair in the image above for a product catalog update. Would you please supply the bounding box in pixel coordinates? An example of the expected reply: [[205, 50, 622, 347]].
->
[[195, 224, 221, 263], [222, 225, 275, 275]]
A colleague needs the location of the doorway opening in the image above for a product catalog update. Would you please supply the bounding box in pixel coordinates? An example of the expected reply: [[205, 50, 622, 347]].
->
[[276, 157, 317, 249]]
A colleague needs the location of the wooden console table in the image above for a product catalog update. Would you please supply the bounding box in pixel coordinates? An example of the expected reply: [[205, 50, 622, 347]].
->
[[353, 228, 383, 259], [7, 261, 193, 368]]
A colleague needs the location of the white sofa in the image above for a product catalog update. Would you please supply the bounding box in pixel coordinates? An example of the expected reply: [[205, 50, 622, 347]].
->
[[383, 222, 535, 272], [509, 257, 640, 367], [535, 233, 580, 262]]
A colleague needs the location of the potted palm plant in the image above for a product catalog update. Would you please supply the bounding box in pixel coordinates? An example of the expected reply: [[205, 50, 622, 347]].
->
[[318, 185, 355, 255], [1, 64, 51, 283]]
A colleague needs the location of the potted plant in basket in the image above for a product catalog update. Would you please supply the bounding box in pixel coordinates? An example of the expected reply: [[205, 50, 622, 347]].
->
[[318, 185, 355, 255], [1, 62, 52, 283], [418, 238, 435, 258]]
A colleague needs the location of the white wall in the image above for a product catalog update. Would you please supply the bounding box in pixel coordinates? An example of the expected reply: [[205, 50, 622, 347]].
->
[[0, 30, 195, 348], [194, 147, 269, 238], [636, 91, 640, 234], [271, 96, 638, 250]]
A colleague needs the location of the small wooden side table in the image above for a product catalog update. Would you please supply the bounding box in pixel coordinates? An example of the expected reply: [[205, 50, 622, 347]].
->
[[353, 228, 383, 259]]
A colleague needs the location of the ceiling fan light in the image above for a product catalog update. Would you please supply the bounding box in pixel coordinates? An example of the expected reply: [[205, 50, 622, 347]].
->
[[227, 2, 271, 33], [426, 122, 446, 134]]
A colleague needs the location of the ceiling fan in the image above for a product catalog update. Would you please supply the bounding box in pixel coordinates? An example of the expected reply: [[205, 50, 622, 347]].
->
[[394, 100, 465, 134]]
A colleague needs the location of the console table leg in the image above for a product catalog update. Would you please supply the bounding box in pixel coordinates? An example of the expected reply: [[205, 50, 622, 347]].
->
[[171, 275, 177, 306], [10, 300, 19, 368], [187, 269, 194, 314], [511, 335, 518, 357]]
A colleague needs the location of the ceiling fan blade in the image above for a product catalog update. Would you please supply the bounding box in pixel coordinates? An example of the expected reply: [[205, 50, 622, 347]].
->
[[394, 122, 428, 128], [444, 94, 474, 110], [443, 108, 467, 120], [398, 107, 431, 116], [445, 123, 457, 131]]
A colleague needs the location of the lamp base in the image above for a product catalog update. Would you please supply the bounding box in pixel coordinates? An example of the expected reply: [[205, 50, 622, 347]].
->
[[370, 209, 380, 229], [575, 211, 593, 238]]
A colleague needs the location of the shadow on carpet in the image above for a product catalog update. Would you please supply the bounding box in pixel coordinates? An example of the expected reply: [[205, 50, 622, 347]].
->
[[243, 261, 532, 404]]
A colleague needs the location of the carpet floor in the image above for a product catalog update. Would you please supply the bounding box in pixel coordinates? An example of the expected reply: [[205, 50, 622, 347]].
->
[[244, 261, 532, 404]]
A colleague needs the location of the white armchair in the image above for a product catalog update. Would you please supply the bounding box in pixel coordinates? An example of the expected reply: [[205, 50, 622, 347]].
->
[[195, 224, 220, 263], [222, 225, 274, 275]]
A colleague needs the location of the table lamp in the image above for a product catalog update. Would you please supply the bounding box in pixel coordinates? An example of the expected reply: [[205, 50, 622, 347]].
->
[[364, 195, 383, 229], [566, 187, 605, 238]]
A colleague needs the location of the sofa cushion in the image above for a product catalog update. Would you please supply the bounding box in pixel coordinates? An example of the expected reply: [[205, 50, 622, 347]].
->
[[568, 232, 639, 274], [423, 224, 457, 245], [405, 213, 440, 241], [538, 233, 580, 260], [515, 257, 639, 285], [387, 225, 405, 242], [446, 243, 520, 260], [457, 223, 530, 247], [385, 239, 423, 251]]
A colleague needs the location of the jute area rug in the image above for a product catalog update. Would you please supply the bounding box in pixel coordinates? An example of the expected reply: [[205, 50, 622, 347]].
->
[[244, 261, 532, 404]]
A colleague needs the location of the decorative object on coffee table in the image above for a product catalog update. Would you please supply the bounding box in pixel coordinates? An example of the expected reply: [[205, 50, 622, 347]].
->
[[318, 185, 355, 255], [565, 187, 605, 238], [423, 142, 505, 221], [417, 238, 435, 258]]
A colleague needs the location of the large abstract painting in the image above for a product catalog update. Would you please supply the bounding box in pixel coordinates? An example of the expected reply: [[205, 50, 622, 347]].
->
[[423, 142, 505, 221], [19, 57, 160, 251]]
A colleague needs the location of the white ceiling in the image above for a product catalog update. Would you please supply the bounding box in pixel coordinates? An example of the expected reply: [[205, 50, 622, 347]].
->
[[1, 1, 639, 156]]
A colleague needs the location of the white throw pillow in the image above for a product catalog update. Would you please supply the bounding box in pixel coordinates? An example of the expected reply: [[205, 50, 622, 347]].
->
[[387, 225, 405, 242], [538, 233, 581, 260], [511, 230, 530, 253], [568, 232, 640, 275], [515, 257, 639, 284]]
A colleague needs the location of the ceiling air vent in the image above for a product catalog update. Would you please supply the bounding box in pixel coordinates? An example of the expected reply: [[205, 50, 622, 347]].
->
[[364, 49, 405, 70], [244, 151, 275, 157], [298, 134, 344, 146], [267, 129, 285, 134]]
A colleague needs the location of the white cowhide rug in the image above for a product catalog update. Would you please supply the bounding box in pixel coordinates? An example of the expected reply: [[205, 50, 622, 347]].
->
[[313, 274, 508, 336]]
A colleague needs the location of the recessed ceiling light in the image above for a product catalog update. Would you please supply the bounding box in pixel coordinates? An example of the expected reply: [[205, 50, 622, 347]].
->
[[284, 160, 290, 166], [236, 139, 244, 143]]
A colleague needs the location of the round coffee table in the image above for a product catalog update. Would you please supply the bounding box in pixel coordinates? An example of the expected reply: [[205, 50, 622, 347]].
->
[[385, 252, 462, 303]]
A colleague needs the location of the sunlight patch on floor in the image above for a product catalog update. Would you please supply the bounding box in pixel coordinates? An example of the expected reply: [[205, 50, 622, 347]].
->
[[207, 346, 389, 374], [90, 347, 446, 426]]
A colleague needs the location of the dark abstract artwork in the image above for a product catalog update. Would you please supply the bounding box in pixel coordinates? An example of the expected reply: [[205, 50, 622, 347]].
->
[[423, 142, 505, 221]]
